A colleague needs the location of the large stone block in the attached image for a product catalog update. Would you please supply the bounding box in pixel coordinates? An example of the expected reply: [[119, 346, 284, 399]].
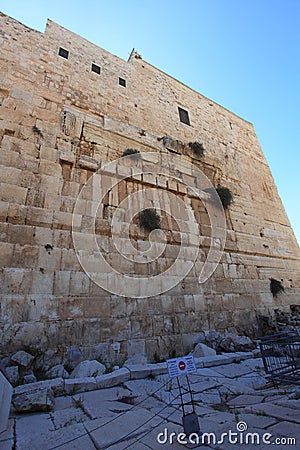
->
[[0, 371, 13, 433]]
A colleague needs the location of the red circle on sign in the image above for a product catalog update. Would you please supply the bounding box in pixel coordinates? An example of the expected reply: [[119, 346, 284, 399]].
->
[[178, 361, 186, 371]]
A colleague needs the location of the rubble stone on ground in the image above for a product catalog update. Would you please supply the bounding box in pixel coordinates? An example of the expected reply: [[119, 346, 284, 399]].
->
[[11, 351, 34, 369], [12, 386, 55, 413], [70, 360, 106, 378]]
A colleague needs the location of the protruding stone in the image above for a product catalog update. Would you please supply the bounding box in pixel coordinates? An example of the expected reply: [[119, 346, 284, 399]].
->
[[23, 373, 37, 384], [11, 351, 34, 369], [46, 364, 70, 379], [70, 360, 106, 379], [5, 366, 19, 385], [193, 343, 217, 358]]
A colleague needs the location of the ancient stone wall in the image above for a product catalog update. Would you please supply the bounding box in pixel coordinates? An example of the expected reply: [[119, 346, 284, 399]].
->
[[0, 12, 299, 365]]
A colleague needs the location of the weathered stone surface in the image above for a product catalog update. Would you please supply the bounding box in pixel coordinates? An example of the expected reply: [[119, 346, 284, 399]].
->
[[5, 366, 19, 385], [85, 409, 160, 448], [23, 373, 37, 384], [193, 342, 216, 357], [13, 378, 64, 397], [204, 331, 255, 353], [124, 363, 167, 380], [124, 355, 148, 365], [11, 351, 34, 369], [245, 403, 300, 424], [46, 364, 70, 379], [66, 346, 83, 370], [0, 418, 14, 449], [12, 386, 55, 412], [0, 11, 299, 366], [70, 360, 106, 378], [95, 368, 130, 389], [0, 371, 13, 433], [64, 377, 97, 394], [5, 354, 300, 450]]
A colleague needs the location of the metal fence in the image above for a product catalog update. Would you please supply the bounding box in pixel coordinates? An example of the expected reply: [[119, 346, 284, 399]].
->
[[259, 331, 300, 385]]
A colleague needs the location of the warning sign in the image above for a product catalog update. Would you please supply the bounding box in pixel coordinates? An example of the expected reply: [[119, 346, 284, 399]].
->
[[167, 355, 196, 378]]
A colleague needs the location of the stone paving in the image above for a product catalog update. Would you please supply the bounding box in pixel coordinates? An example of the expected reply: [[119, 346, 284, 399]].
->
[[1, 354, 300, 449]]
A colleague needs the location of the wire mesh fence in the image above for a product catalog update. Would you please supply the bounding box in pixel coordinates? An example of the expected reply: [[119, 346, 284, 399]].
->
[[259, 330, 300, 385]]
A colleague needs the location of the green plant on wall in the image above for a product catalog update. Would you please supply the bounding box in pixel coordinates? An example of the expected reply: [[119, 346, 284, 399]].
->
[[122, 148, 141, 158], [138, 208, 161, 232], [188, 141, 205, 158], [270, 278, 285, 297], [216, 186, 233, 209]]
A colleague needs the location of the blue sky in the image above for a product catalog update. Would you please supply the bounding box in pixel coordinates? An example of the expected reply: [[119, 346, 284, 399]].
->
[[1, 0, 299, 245]]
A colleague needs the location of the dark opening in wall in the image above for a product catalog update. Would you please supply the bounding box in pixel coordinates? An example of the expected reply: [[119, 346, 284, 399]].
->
[[119, 77, 126, 87], [58, 47, 69, 59], [91, 63, 101, 75], [178, 107, 190, 125]]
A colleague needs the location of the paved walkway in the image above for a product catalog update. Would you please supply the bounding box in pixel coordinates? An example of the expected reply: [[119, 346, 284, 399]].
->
[[1, 357, 300, 449]]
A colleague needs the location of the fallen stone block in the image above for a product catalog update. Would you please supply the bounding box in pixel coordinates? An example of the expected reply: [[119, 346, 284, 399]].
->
[[46, 364, 70, 379], [12, 386, 55, 412], [11, 350, 34, 369], [70, 360, 106, 378], [13, 378, 64, 396], [193, 343, 216, 358], [223, 351, 255, 362], [124, 363, 167, 380], [5, 366, 19, 385], [195, 354, 234, 368], [95, 368, 130, 389], [64, 377, 97, 394], [23, 373, 37, 384]]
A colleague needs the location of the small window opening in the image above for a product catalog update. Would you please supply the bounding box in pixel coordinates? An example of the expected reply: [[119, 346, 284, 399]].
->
[[119, 77, 126, 87], [178, 107, 190, 125], [91, 63, 101, 75], [58, 47, 69, 59]]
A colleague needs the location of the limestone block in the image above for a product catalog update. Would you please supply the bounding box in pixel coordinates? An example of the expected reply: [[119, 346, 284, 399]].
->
[[46, 365, 70, 379], [53, 271, 71, 295], [38, 160, 60, 177], [0, 371, 13, 433], [59, 149, 76, 164], [193, 343, 216, 358], [0, 183, 27, 204], [23, 373, 37, 384], [69, 271, 90, 296], [11, 350, 34, 369], [64, 377, 97, 394], [31, 270, 54, 294], [40, 174, 61, 195], [78, 155, 99, 171], [26, 206, 53, 227], [70, 360, 106, 378], [0, 199, 8, 221], [13, 379, 64, 397], [0, 242, 14, 266], [95, 368, 130, 389], [37, 246, 61, 270], [5, 366, 19, 385], [11, 87, 33, 104], [12, 386, 54, 413]]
